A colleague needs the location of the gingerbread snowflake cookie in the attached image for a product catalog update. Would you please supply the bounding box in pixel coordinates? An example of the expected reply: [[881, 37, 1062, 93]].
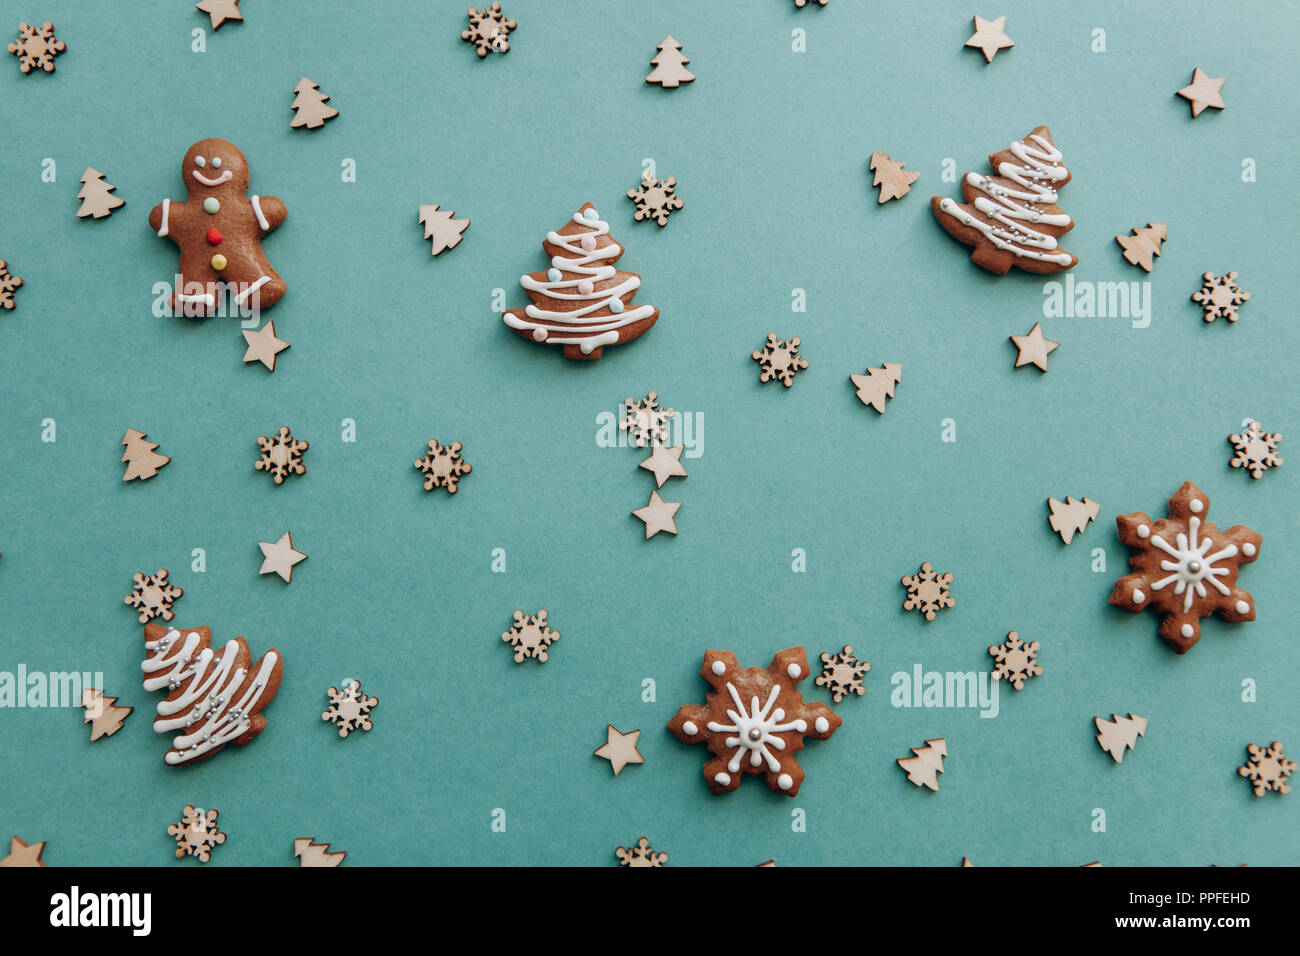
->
[[667, 648, 840, 796], [1109, 481, 1260, 654]]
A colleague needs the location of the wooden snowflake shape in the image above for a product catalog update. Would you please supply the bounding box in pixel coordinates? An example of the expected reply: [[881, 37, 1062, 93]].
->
[[815, 645, 870, 703], [502, 609, 559, 663], [668, 647, 841, 796], [901, 562, 955, 621], [753, 333, 808, 387], [1229, 421, 1283, 479], [627, 175, 683, 227], [321, 680, 378, 738], [1239, 741, 1295, 797], [620, 391, 674, 447], [168, 806, 225, 863], [988, 631, 1042, 690], [9, 21, 64, 73], [125, 569, 183, 623], [413, 439, 472, 493], [616, 837, 667, 867], [1109, 481, 1261, 654], [255, 426, 309, 484], [1192, 271, 1250, 323], [0, 259, 22, 309], [461, 3, 515, 57]]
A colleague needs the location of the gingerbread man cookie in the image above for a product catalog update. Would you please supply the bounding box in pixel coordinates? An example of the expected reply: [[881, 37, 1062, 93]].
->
[[149, 138, 287, 315]]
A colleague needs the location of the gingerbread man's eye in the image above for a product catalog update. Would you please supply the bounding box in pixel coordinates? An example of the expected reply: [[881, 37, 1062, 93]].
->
[[211, 157, 222, 169], [194, 156, 206, 168]]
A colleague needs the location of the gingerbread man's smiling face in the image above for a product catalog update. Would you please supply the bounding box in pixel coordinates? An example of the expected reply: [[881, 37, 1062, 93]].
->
[[181, 138, 250, 196]]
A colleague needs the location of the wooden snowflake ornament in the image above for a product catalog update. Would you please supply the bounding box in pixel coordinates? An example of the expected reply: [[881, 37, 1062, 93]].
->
[[869, 154, 918, 204], [255, 426, 308, 484], [82, 689, 132, 741], [1116, 223, 1166, 272], [414, 440, 472, 493], [988, 631, 1041, 689], [1095, 713, 1146, 763], [1192, 272, 1250, 323], [815, 645, 870, 703], [627, 175, 683, 227], [1229, 421, 1283, 479], [125, 569, 183, 623], [502, 609, 559, 663], [901, 562, 954, 621], [8, 21, 64, 73], [667, 647, 841, 796], [461, 3, 515, 57], [1239, 741, 1295, 797], [898, 738, 947, 791], [1048, 496, 1099, 544], [753, 333, 808, 387], [0, 259, 22, 309], [617, 838, 667, 867], [322, 679, 378, 738], [169, 806, 225, 862], [1109, 481, 1260, 654], [621, 391, 675, 446]]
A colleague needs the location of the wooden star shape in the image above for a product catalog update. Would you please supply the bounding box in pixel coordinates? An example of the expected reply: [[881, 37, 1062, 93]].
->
[[1176, 68, 1226, 117], [638, 444, 687, 488], [242, 321, 290, 371], [1009, 322, 1059, 372], [632, 490, 680, 539], [0, 836, 46, 867], [965, 15, 1014, 63], [258, 531, 307, 583], [196, 0, 243, 29], [594, 724, 644, 775]]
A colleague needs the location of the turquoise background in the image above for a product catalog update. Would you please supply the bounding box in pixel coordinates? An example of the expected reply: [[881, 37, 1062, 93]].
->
[[1, 0, 1296, 866]]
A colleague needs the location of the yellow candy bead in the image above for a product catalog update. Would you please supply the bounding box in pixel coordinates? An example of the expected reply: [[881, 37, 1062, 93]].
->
[[211, 254, 228, 271]]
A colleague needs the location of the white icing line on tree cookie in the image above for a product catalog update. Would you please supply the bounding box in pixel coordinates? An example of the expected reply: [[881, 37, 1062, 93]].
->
[[1148, 516, 1238, 612], [503, 207, 656, 354], [142, 627, 278, 766], [936, 133, 1074, 266], [706, 682, 807, 775]]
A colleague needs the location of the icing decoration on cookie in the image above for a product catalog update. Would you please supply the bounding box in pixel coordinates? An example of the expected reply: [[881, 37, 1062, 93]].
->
[[931, 125, 1078, 275], [503, 202, 659, 360], [141, 623, 282, 765]]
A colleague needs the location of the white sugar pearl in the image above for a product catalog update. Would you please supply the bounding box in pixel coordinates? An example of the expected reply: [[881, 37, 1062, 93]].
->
[[1137, 524, 1150, 539], [714, 772, 731, 786], [1243, 543, 1256, 557], [682, 721, 698, 736], [815, 716, 829, 733], [1132, 589, 1145, 604], [777, 773, 794, 791], [1189, 499, 1204, 513], [1181, 624, 1195, 638], [786, 664, 801, 679], [1236, 601, 1250, 615], [711, 660, 726, 676]]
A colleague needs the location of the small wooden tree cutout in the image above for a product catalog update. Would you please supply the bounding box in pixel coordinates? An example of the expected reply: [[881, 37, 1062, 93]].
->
[[1095, 713, 1147, 763], [898, 738, 947, 791], [1047, 496, 1099, 544], [1115, 223, 1166, 272], [121, 428, 169, 481], [289, 77, 338, 129], [850, 362, 901, 412], [418, 205, 470, 256], [869, 153, 918, 204], [81, 689, 132, 741], [646, 36, 694, 87], [76, 168, 124, 219], [294, 838, 346, 867]]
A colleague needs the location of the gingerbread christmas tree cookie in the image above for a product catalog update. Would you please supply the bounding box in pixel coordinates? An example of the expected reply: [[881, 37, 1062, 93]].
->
[[1109, 481, 1260, 654], [667, 648, 840, 796]]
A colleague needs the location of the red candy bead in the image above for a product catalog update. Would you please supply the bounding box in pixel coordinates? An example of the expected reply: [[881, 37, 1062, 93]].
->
[[205, 228, 222, 246]]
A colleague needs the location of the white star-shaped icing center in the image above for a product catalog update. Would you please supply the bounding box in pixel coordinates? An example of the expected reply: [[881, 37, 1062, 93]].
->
[[708, 682, 806, 774], [1150, 516, 1237, 611]]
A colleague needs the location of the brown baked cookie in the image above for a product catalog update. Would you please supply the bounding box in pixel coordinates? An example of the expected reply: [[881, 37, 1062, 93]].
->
[[1109, 481, 1261, 654], [141, 623, 282, 765], [148, 138, 286, 315], [667, 647, 840, 796], [931, 125, 1078, 275], [503, 202, 658, 360]]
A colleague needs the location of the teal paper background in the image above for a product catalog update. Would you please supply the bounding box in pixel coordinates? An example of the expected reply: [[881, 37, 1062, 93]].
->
[[1, 0, 1296, 866]]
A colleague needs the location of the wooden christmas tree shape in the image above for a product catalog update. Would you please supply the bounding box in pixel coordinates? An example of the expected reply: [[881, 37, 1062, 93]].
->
[[419, 205, 470, 255], [121, 428, 170, 481], [869, 154, 918, 204], [645, 36, 694, 88], [753, 333, 808, 387], [594, 725, 644, 775], [1238, 741, 1295, 797], [1048, 496, 1099, 543], [988, 631, 1041, 689], [898, 738, 947, 790], [850, 362, 901, 412], [289, 77, 338, 129], [1095, 713, 1146, 763], [125, 569, 183, 623], [616, 837, 666, 867], [503, 202, 659, 360], [502, 609, 559, 663], [964, 15, 1014, 62], [1115, 223, 1166, 272], [143, 623, 282, 765], [76, 168, 125, 219], [0, 259, 22, 309], [901, 562, 954, 621], [8, 21, 64, 73], [322, 679, 378, 737], [1192, 271, 1250, 323], [168, 806, 225, 862], [195, 0, 242, 30], [1176, 68, 1226, 117], [1229, 421, 1283, 479], [81, 688, 132, 741], [295, 838, 346, 866], [932, 126, 1077, 275]]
